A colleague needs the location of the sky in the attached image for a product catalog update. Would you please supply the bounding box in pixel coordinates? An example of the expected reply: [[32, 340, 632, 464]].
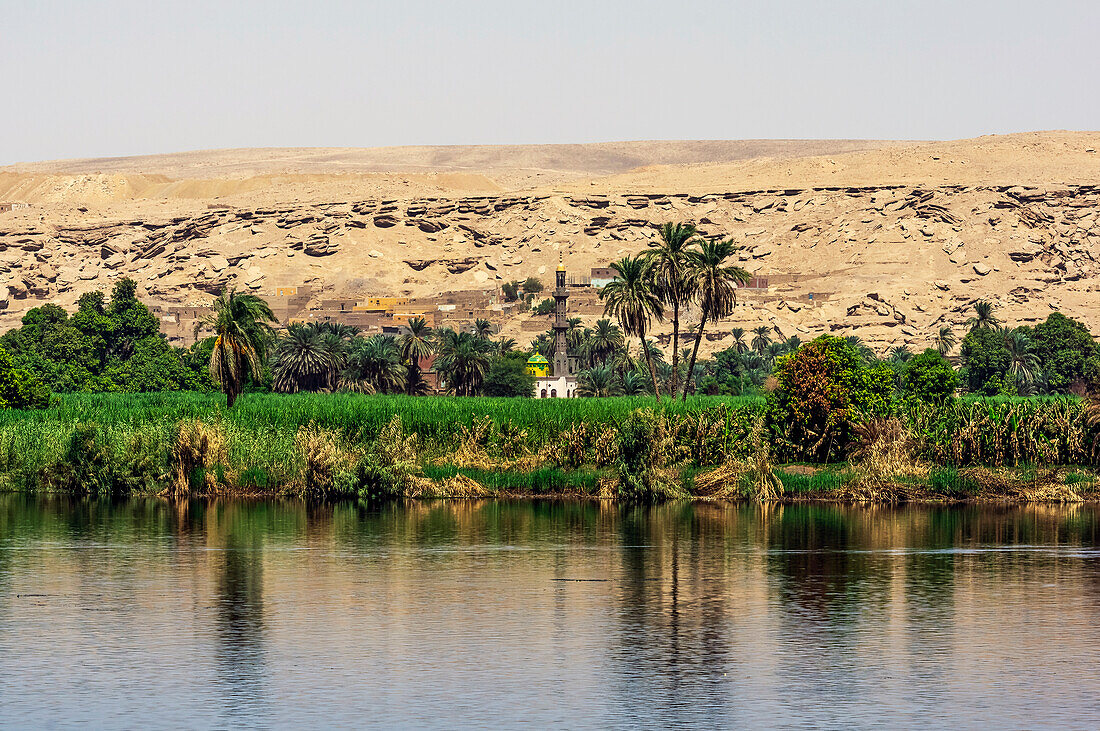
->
[[1, 0, 1098, 164]]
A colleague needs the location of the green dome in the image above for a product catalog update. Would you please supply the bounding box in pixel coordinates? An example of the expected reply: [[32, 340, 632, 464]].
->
[[527, 353, 549, 364]]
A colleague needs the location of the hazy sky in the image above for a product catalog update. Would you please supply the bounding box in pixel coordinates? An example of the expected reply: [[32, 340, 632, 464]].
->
[[2, 0, 1097, 164]]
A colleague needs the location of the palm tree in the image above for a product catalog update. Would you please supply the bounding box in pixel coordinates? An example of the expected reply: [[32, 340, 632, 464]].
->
[[600, 255, 665, 400], [576, 364, 623, 397], [845, 335, 877, 364], [399, 316, 434, 395], [782, 335, 802, 354], [731, 327, 749, 354], [934, 326, 957, 356], [751, 326, 772, 356], [889, 345, 914, 364], [272, 324, 342, 393], [496, 337, 517, 354], [621, 369, 649, 396], [530, 333, 552, 358], [197, 289, 275, 407], [346, 335, 407, 394], [967, 300, 1000, 331], [680, 237, 751, 399], [473, 318, 493, 339], [583, 318, 625, 367], [645, 222, 701, 398], [765, 341, 785, 368], [1005, 329, 1040, 386], [434, 328, 492, 396]]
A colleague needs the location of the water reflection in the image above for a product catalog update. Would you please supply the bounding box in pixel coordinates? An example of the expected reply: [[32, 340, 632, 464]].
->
[[2, 496, 1100, 727]]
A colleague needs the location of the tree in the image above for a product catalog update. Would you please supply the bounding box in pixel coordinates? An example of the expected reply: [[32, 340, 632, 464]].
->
[[966, 300, 1000, 331], [473, 318, 493, 339], [902, 349, 958, 405], [583, 318, 624, 367], [482, 352, 534, 397], [1025, 313, 1099, 392], [599, 256, 664, 400], [533, 298, 555, 316], [433, 328, 493, 396], [107, 278, 160, 358], [751, 326, 772, 355], [522, 277, 544, 298], [1004, 329, 1040, 388], [501, 280, 522, 303], [768, 334, 894, 461], [731, 327, 749, 354], [959, 326, 1010, 395], [577, 363, 623, 397], [197, 289, 276, 407], [934, 326, 957, 356], [0, 346, 51, 410], [889, 345, 913, 364], [346, 335, 407, 394], [272, 324, 341, 393], [680, 237, 751, 400], [646, 222, 700, 397], [621, 369, 649, 396], [399, 316, 434, 395]]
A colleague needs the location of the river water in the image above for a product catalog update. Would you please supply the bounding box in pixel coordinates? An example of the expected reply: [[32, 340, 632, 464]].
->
[[2, 496, 1100, 729]]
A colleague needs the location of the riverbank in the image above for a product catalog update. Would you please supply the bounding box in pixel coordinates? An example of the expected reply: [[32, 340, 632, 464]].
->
[[0, 392, 1096, 503]]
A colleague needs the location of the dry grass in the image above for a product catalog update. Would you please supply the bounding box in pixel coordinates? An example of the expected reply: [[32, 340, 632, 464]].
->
[[843, 418, 928, 503], [406, 473, 492, 499], [166, 419, 227, 498], [294, 422, 357, 499], [693, 414, 782, 501]]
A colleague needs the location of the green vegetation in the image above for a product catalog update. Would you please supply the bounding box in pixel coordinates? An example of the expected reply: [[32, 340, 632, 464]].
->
[[2, 222, 1100, 503], [0, 391, 1096, 503]]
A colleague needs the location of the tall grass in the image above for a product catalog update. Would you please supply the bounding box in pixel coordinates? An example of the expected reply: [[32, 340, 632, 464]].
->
[[0, 392, 1096, 499]]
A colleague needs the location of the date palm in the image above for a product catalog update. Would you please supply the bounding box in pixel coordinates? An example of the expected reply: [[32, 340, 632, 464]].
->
[[680, 237, 751, 400], [731, 327, 749, 354], [584, 318, 625, 367], [577, 364, 623, 398], [645, 222, 701, 398], [967, 301, 1000, 331], [621, 369, 649, 396], [434, 328, 492, 396], [346, 335, 406, 394], [1005, 329, 1040, 385], [399, 316, 434, 395], [600, 255, 665, 401], [889, 345, 913, 364], [751, 326, 772, 356], [934, 326, 957, 356], [272, 324, 343, 393], [473, 318, 493, 339], [198, 289, 275, 408]]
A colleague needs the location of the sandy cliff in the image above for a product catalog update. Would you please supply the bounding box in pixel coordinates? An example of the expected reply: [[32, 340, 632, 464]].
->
[[1, 132, 1097, 354]]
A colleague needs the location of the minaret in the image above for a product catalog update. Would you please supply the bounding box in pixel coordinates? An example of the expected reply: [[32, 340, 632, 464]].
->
[[552, 253, 570, 376]]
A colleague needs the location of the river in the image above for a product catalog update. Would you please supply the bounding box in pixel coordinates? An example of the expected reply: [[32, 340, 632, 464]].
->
[[2, 496, 1100, 728]]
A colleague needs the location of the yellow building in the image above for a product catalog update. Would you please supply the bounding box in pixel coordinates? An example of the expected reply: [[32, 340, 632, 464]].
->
[[525, 353, 550, 378], [356, 297, 411, 312]]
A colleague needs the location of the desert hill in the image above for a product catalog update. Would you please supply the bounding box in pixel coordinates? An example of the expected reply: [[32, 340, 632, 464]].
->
[[1, 132, 1097, 357]]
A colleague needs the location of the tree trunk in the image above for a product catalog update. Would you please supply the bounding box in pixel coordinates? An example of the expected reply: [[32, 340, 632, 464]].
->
[[681, 309, 709, 401], [641, 335, 661, 402], [670, 295, 680, 397], [226, 387, 238, 409]]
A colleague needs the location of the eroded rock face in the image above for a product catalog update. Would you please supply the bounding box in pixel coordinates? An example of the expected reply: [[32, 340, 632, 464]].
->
[[2, 182, 1099, 354]]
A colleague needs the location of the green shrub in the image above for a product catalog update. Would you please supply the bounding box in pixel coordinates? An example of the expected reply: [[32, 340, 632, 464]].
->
[[0, 347, 51, 410], [902, 349, 959, 405], [767, 335, 893, 461]]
